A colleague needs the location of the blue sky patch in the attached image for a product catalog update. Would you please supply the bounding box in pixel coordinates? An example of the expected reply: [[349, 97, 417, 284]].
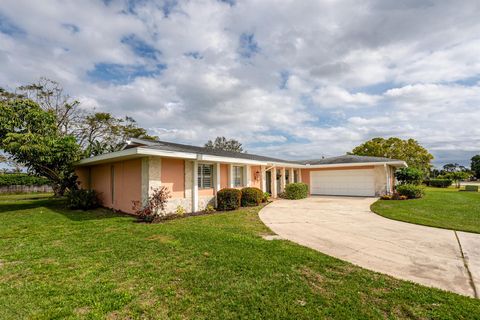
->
[[87, 62, 166, 84], [238, 33, 259, 58], [279, 70, 290, 89], [162, 0, 178, 17], [0, 12, 25, 36], [121, 34, 160, 60], [219, 0, 235, 6], [184, 51, 203, 59], [62, 23, 79, 34]]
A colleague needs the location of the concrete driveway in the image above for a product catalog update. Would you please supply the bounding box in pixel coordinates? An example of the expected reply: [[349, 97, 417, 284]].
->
[[259, 196, 480, 298]]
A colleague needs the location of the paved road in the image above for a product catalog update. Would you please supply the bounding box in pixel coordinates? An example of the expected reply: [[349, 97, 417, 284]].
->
[[259, 196, 480, 298]]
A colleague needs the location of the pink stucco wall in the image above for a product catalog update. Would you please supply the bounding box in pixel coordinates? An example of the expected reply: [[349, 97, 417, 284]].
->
[[250, 165, 261, 189], [75, 167, 90, 189], [161, 158, 185, 198], [220, 164, 229, 189], [77, 159, 142, 214]]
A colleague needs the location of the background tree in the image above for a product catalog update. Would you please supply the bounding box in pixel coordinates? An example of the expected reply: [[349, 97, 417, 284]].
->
[[442, 163, 469, 173], [0, 99, 81, 195], [442, 171, 471, 188], [351, 137, 433, 173], [1, 78, 156, 157], [205, 137, 244, 153], [470, 155, 480, 179], [77, 113, 157, 156], [16, 77, 83, 136], [395, 167, 423, 185]]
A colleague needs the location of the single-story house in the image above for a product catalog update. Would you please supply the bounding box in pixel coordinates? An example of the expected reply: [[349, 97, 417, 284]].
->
[[75, 138, 407, 214]]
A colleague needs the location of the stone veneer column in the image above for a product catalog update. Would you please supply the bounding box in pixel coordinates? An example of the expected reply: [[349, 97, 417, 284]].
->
[[184, 160, 193, 212], [192, 160, 198, 212], [289, 168, 294, 184], [245, 165, 250, 187], [298, 169, 302, 183], [141, 156, 162, 205]]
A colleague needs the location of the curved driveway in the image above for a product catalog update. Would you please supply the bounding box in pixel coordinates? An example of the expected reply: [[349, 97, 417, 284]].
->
[[259, 196, 480, 298]]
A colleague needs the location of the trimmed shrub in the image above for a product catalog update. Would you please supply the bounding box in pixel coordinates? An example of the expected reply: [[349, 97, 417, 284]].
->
[[396, 184, 425, 199], [0, 173, 50, 186], [241, 187, 263, 207], [217, 188, 242, 211], [66, 189, 100, 210], [428, 179, 453, 188], [262, 192, 271, 203], [285, 182, 309, 200], [395, 168, 423, 185]]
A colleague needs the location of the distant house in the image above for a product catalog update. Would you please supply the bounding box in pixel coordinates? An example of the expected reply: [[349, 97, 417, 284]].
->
[[75, 138, 406, 214]]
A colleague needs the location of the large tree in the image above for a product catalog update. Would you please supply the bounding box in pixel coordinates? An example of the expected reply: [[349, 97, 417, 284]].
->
[[471, 155, 480, 179], [0, 99, 81, 195], [351, 137, 433, 172], [1, 78, 156, 157], [205, 136, 244, 153]]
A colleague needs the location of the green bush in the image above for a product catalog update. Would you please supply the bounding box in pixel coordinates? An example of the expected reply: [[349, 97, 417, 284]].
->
[[262, 192, 271, 203], [241, 187, 263, 207], [284, 183, 309, 200], [428, 179, 453, 188], [217, 188, 242, 211], [66, 189, 100, 210], [0, 173, 50, 186], [395, 168, 423, 185], [396, 184, 425, 199]]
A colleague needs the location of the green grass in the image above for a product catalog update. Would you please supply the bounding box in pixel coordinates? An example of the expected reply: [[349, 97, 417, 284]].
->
[[0, 196, 479, 319], [372, 187, 480, 234]]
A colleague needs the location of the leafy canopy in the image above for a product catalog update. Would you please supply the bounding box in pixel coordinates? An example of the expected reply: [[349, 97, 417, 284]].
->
[[205, 136, 244, 153], [395, 167, 423, 185], [351, 137, 433, 172], [470, 155, 480, 179], [0, 99, 81, 195]]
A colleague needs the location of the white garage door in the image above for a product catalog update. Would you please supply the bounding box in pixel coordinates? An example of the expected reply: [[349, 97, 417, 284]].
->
[[310, 169, 375, 196]]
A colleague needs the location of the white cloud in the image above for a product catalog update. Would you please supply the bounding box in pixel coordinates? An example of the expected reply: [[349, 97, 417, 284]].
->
[[0, 0, 480, 166]]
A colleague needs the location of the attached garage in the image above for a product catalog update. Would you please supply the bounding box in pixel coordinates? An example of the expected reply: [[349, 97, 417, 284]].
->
[[310, 168, 376, 197]]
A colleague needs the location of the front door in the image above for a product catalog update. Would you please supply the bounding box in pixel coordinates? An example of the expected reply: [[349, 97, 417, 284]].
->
[[265, 171, 271, 194]]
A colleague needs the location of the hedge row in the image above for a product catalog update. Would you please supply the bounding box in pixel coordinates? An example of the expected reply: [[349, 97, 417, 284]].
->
[[284, 183, 309, 199], [424, 179, 452, 188], [217, 187, 265, 211], [0, 174, 50, 186]]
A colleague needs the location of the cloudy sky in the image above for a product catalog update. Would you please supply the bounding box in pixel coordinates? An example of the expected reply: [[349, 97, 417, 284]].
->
[[1, 0, 479, 166]]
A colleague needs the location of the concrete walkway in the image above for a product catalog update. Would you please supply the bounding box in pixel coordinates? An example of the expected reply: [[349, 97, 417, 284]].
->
[[259, 196, 480, 298]]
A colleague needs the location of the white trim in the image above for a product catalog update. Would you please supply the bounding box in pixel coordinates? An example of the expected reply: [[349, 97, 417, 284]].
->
[[214, 163, 221, 206], [228, 164, 234, 188], [77, 147, 407, 169], [304, 161, 406, 169], [271, 167, 278, 198], [201, 155, 268, 166], [245, 165, 251, 187], [261, 166, 266, 192], [192, 160, 198, 212]]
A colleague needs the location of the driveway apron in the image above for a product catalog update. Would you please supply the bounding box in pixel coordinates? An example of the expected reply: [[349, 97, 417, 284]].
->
[[259, 196, 480, 298]]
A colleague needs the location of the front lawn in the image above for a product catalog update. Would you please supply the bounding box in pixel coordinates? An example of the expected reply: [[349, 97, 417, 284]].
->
[[372, 187, 480, 233], [1, 196, 479, 319]]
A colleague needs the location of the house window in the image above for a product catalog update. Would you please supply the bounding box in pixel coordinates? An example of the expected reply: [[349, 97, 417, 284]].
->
[[198, 164, 213, 188], [233, 166, 244, 187]]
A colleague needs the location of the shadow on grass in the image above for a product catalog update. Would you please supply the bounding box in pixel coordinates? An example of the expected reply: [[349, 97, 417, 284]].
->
[[0, 197, 134, 222]]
